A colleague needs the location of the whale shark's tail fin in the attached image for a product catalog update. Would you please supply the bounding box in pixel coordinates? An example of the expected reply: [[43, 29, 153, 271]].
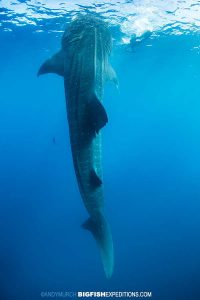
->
[[82, 212, 114, 278]]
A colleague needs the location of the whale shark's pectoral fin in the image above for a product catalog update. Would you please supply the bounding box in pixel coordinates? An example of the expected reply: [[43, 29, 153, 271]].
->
[[87, 95, 108, 134], [82, 212, 114, 279], [105, 64, 119, 89], [37, 50, 64, 77]]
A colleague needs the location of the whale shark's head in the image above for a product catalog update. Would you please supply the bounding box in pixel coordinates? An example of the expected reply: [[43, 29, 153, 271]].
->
[[62, 14, 112, 56]]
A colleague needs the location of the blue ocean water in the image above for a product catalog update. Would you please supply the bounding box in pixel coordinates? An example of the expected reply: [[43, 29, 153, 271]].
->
[[1, 1, 200, 299]]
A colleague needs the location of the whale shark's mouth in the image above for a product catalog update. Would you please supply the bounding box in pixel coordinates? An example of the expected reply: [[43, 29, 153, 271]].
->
[[1, 0, 200, 41]]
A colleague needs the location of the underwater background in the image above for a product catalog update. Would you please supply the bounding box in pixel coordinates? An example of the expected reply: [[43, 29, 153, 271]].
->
[[1, 0, 200, 299]]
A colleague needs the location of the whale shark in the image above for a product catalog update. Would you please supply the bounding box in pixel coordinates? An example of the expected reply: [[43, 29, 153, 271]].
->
[[38, 14, 117, 278]]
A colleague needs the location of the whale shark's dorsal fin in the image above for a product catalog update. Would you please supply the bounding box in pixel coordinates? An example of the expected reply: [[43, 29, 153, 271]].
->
[[37, 50, 64, 77], [87, 94, 108, 134], [90, 168, 102, 188]]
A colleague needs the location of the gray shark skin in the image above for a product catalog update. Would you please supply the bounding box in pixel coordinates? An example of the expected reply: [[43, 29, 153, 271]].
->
[[38, 14, 117, 278]]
